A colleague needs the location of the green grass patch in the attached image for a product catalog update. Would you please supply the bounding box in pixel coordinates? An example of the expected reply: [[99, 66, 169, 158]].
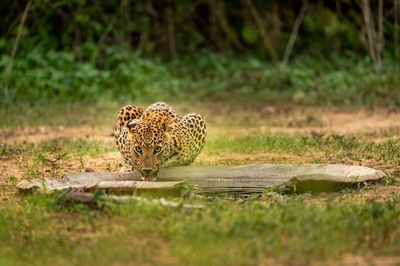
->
[[1, 193, 400, 265], [1, 138, 117, 180], [205, 133, 400, 164], [1, 137, 116, 158]]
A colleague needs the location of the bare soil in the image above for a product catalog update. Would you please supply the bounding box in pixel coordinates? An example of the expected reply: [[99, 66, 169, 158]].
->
[[2, 106, 400, 143]]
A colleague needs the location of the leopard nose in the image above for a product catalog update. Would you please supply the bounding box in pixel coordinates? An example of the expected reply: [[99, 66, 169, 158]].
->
[[142, 168, 153, 175]]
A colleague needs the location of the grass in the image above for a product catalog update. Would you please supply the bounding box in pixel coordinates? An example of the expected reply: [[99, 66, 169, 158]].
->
[[0, 193, 400, 265], [1, 105, 400, 264], [3, 131, 399, 173], [3, 128, 399, 163], [1, 137, 116, 158], [205, 133, 400, 165]]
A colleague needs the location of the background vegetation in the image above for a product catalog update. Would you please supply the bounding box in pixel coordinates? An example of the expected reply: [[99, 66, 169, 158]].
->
[[1, 0, 399, 108], [2, 2, 400, 264]]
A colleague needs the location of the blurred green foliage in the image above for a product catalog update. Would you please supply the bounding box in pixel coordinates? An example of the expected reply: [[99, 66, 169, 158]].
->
[[0, 0, 399, 107], [1, 1, 398, 57], [1, 47, 399, 107]]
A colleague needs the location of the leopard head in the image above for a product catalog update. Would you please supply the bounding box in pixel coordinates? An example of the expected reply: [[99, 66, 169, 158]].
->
[[126, 117, 174, 181]]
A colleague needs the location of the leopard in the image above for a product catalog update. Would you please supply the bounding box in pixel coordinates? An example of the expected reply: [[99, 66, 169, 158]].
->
[[114, 102, 207, 181]]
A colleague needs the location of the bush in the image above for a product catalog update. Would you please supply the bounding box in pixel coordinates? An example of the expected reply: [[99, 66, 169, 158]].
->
[[1, 47, 399, 107]]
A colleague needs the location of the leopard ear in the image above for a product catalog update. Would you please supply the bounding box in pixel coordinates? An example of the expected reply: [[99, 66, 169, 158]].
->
[[127, 119, 140, 131]]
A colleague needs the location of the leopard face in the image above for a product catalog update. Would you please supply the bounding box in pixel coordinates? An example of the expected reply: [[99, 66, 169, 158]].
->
[[124, 117, 174, 181]]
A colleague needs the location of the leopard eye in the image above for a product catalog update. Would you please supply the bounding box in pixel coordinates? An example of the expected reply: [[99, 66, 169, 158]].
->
[[154, 146, 162, 153], [135, 146, 142, 153]]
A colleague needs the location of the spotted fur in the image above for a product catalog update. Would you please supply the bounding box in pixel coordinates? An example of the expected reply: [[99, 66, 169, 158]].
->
[[114, 102, 207, 180]]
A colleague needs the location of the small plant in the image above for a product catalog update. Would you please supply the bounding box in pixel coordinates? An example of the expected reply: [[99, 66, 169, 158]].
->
[[79, 156, 84, 171], [8, 175, 16, 185], [382, 175, 398, 186], [105, 163, 112, 172]]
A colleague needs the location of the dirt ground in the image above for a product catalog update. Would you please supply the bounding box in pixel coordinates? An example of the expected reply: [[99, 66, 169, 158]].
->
[[1, 107, 400, 203], [2, 106, 400, 143]]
